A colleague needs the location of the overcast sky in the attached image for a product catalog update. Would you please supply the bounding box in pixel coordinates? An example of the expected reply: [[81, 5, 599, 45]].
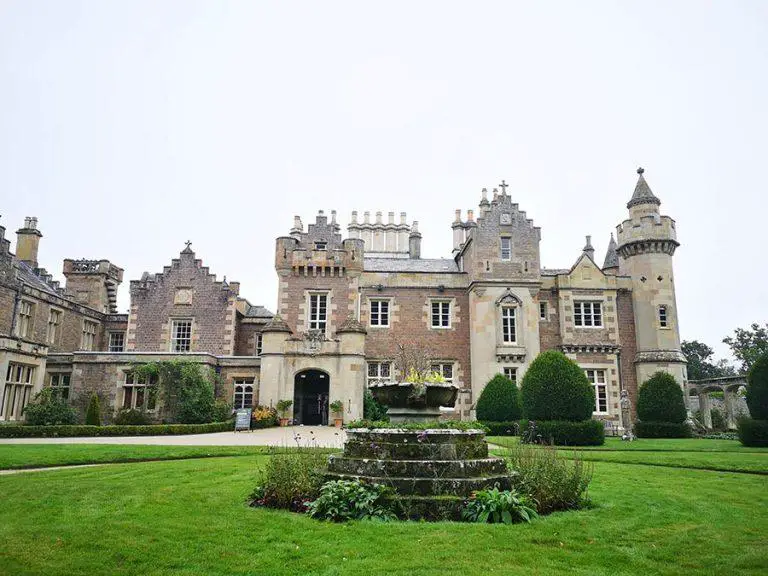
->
[[1, 1, 765, 362]]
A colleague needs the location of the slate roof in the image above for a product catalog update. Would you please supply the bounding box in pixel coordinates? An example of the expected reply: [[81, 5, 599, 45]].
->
[[627, 168, 661, 209], [245, 304, 274, 318], [16, 261, 63, 297], [363, 258, 460, 273], [603, 234, 619, 269]]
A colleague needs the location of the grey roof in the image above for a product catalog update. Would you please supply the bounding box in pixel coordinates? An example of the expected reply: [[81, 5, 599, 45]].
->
[[16, 261, 62, 297], [627, 168, 661, 209], [364, 258, 460, 273], [541, 268, 569, 276], [245, 305, 274, 318], [603, 233, 619, 269]]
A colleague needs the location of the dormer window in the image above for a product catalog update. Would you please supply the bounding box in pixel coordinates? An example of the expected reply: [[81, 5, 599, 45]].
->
[[314, 241, 327, 251]]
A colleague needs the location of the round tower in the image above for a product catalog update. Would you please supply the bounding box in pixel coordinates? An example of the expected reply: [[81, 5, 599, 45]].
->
[[616, 168, 687, 391]]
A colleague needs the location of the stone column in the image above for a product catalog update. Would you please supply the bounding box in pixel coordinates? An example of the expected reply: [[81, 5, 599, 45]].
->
[[699, 392, 713, 430], [723, 388, 737, 430]]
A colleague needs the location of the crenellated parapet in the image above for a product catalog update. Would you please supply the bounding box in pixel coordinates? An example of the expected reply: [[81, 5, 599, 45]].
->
[[348, 210, 411, 257], [616, 214, 679, 258]]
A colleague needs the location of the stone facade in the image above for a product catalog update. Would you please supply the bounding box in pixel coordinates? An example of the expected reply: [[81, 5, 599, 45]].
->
[[1, 169, 687, 429]]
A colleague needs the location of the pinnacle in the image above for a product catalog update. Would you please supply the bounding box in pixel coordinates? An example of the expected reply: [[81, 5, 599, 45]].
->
[[627, 167, 661, 209], [603, 233, 619, 269]]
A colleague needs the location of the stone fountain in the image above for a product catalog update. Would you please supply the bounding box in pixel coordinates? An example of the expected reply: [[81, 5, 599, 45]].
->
[[324, 381, 515, 520]]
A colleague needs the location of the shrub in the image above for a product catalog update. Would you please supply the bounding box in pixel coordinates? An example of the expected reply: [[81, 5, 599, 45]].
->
[[635, 421, 692, 438], [476, 373, 521, 422], [85, 394, 101, 426], [329, 400, 344, 417], [462, 487, 538, 524], [307, 480, 396, 522], [520, 351, 594, 421], [250, 450, 327, 512], [132, 361, 216, 424], [505, 443, 593, 514], [480, 421, 521, 436], [363, 389, 388, 421], [520, 419, 604, 446], [212, 399, 233, 423], [276, 399, 293, 419], [746, 353, 768, 420], [23, 389, 79, 426], [0, 420, 234, 438], [251, 406, 278, 429], [113, 409, 151, 426], [736, 417, 768, 447], [636, 372, 686, 424]]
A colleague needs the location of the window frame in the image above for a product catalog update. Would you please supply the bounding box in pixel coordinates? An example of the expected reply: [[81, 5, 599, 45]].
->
[[307, 292, 329, 332], [585, 368, 608, 414], [430, 300, 451, 329], [49, 372, 71, 401], [430, 362, 454, 384], [539, 301, 548, 321], [500, 237, 511, 260], [233, 378, 255, 410], [47, 308, 62, 345], [81, 319, 98, 351], [170, 318, 193, 353], [17, 300, 34, 339], [108, 331, 125, 352], [2, 362, 35, 421], [369, 299, 390, 328], [503, 366, 518, 384], [500, 305, 517, 344], [658, 305, 669, 328], [122, 371, 158, 411], [367, 361, 392, 386], [573, 301, 603, 328], [255, 332, 263, 356]]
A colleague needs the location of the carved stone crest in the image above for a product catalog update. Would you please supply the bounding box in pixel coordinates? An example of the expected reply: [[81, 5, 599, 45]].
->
[[303, 329, 326, 355]]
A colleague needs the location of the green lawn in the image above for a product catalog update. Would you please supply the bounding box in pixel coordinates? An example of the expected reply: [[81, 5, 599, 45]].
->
[[488, 436, 758, 452], [0, 446, 767, 575]]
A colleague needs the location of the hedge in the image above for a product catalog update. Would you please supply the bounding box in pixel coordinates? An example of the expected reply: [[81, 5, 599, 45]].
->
[[520, 351, 595, 421], [0, 420, 235, 438], [476, 374, 521, 422], [521, 419, 605, 446], [635, 421, 692, 438], [746, 354, 768, 420], [637, 372, 687, 424], [736, 418, 768, 447], [479, 421, 522, 436]]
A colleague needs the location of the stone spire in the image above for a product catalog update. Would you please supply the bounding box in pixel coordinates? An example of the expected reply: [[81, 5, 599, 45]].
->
[[582, 235, 595, 260], [603, 233, 619, 269], [627, 167, 661, 209]]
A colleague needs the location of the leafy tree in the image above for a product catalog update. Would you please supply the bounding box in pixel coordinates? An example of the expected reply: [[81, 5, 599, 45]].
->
[[363, 389, 388, 421], [476, 373, 521, 421], [132, 361, 216, 424], [723, 323, 768, 373], [745, 353, 768, 420], [636, 372, 687, 424], [85, 393, 101, 425], [681, 340, 736, 380], [520, 351, 595, 422]]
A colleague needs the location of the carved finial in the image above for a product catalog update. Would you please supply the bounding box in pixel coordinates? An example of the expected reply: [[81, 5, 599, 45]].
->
[[185, 240, 192, 249], [637, 167, 644, 175], [499, 179, 509, 194]]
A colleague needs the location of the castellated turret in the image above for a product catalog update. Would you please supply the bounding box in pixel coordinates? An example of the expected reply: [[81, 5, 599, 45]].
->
[[616, 168, 686, 390]]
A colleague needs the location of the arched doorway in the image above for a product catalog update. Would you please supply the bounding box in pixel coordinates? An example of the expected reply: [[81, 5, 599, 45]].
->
[[294, 369, 329, 425]]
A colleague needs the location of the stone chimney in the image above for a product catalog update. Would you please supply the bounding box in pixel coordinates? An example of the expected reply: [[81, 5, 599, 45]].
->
[[16, 217, 42, 268], [409, 221, 422, 259]]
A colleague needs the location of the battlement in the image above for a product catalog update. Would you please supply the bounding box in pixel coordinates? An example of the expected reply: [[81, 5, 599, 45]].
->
[[63, 259, 124, 282], [616, 213, 678, 255]]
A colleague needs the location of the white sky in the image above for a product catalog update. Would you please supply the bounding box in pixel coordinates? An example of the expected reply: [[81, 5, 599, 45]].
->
[[1, 1, 766, 362]]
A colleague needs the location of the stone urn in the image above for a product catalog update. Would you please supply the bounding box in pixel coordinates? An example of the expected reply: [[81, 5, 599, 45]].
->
[[368, 380, 460, 423]]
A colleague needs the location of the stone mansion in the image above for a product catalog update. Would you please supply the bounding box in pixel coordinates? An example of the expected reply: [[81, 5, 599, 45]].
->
[[0, 169, 686, 428]]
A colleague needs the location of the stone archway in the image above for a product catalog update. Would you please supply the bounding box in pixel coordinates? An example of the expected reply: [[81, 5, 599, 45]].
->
[[293, 369, 330, 425], [688, 375, 747, 430]]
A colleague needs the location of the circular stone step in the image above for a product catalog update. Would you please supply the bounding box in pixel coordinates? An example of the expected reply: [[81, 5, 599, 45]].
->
[[323, 471, 514, 497], [327, 455, 508, 478]]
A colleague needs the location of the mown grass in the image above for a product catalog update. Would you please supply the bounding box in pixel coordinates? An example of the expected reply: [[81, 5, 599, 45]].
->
[[0, 452, 766, 575]]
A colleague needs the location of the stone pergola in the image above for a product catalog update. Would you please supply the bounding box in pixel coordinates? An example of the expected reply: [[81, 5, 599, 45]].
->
[[687, 375, 747, 430]]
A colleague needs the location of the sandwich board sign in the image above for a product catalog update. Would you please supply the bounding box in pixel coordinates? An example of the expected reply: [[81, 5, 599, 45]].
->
[[235, 409, 252, 431]]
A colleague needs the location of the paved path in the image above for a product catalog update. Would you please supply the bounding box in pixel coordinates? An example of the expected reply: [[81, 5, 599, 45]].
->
[[0, 426, 347, 448]]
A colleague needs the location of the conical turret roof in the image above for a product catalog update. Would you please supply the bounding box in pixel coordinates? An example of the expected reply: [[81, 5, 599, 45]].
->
[[603, 233, 619, 269], [627, 167, 661, 209]]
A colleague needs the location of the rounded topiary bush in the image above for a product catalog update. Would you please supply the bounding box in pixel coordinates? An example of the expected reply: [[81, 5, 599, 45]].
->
[[746, 353, 768, 420], [476, 373, 521, 422], [636, 372, 686, 424], [520, 351, 595, 422]]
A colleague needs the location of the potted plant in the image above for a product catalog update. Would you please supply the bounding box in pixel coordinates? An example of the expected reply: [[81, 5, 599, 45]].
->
[[330, 400, 345, 428], [276, 399, 293, 426]]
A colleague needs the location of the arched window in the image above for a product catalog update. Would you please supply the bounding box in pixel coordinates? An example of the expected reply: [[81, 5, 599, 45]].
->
[[659, 305, 669, 328], [234, 381, 254, 409]]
